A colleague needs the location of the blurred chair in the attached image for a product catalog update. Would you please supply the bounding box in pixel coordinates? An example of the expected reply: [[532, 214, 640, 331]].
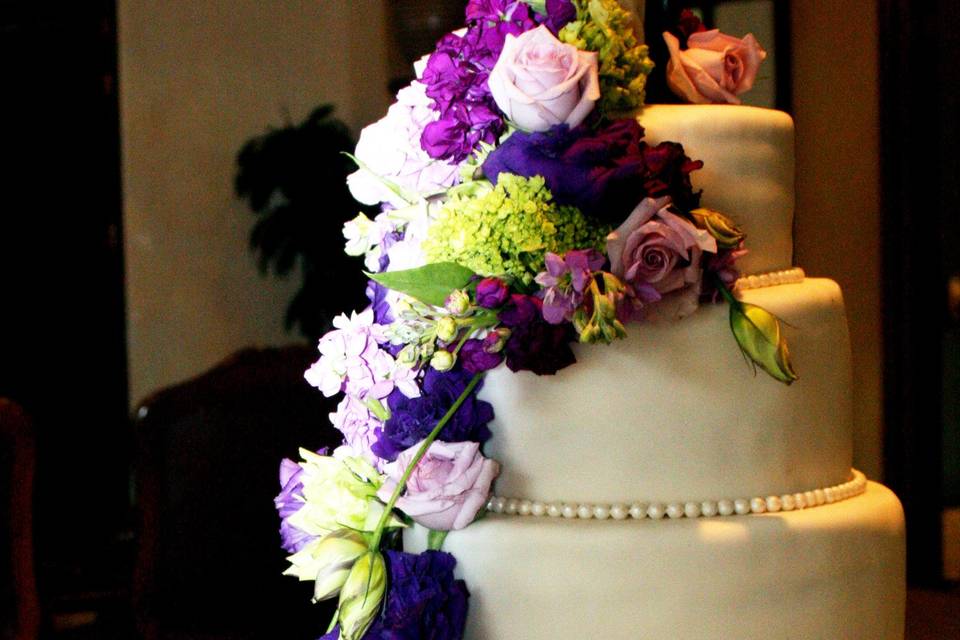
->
[[0, 398, 41, 640], [132, 345, 341, 640]]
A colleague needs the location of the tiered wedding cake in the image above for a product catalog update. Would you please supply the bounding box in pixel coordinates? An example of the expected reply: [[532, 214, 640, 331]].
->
[[275, 3, 905, 639], [407, 105, 906, 639]]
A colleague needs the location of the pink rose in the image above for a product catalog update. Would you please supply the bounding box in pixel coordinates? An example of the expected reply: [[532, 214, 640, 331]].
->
[[377, 440, 499, 531], [606, 196, 717, 319], [488, 25, 600, 132], [662, 29, 766, 104]]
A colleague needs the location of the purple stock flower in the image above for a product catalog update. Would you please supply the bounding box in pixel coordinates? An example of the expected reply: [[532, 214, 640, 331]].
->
[[459, 339, 504, 374], [498, 294, 577, 375], [274, 451, 325, 554], [320, 550, 469, 640], [544, 0, 576, 34], [535, 249, 606, 324], [481, 119, 704, 225], [475, 277, 510, 308], [372, 368, 494, 462]]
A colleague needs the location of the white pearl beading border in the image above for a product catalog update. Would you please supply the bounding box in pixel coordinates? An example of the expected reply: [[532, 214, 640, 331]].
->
[[485, 469, 867, 521], [734, 267, 806, 291]]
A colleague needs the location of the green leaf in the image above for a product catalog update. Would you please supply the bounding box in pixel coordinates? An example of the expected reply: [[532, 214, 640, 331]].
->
[[426, 528, 449, 551], [367, 263, 476, 307]]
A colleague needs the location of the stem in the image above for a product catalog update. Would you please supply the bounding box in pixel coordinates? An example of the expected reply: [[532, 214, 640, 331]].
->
[[712, 272, 738, 306], [369, 372, 484, 549]]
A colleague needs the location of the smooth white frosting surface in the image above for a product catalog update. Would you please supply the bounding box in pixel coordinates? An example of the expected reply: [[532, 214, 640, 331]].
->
[[407, 482, 905, 640], [639, 104, 795, 275], [479, 278, 854, 504]]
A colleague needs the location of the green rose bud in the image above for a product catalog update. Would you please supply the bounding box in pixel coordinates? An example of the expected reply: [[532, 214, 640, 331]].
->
[[337, 551, 387, 640], [444, 289, 471, 316], [430, 350, 456, 372], [436, 316, 459, 343], [690, 208, 746, 249], [310, 529, 370, 602], [729, 300, 798, 385]]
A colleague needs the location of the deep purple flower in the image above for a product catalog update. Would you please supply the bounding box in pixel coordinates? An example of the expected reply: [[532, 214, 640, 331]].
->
[[498, 294, 577, 375], [535, 249, 606, 324], [481, 119, 704, 225], [475, 277, 510, 308], [321, 550, 469, 640], [544, 0, 577, 34], [459, 339, 504, 374], [700, 244, 747, 303], [373, 369, 494, 462]]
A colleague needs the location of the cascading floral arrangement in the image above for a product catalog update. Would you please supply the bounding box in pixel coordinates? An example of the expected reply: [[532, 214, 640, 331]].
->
[[275, 3, 791, 639]]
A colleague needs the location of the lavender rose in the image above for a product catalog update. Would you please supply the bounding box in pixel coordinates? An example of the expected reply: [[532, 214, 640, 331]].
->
[[606, 196, 717, 319], [663, 29, 766, 104], [488, 25, 600, 132], [377, 440, 499, 531]]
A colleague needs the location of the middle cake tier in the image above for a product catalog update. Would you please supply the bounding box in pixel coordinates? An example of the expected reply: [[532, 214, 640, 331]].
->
[[478, 277, 854, 504]]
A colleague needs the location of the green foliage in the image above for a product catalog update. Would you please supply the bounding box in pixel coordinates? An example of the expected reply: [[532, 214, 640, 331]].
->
[[560, 0, 655, 115], [367, 262, 477, 308], [423, 174, 609, 286], [235, 104, 371, 340]]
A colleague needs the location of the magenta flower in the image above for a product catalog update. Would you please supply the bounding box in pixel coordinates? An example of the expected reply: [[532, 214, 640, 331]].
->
[[534, 249, 606, 324], [475, 277, 510, 309]]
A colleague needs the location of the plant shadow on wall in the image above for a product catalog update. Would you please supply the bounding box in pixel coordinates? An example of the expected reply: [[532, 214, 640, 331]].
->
[[236, 105, 373, 342]]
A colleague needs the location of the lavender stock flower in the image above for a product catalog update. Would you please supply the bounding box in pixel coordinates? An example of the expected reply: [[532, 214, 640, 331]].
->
[[535, 249, 606, 324]]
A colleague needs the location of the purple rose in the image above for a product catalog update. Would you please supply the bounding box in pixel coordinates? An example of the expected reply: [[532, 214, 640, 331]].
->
[[498, 294, 577, 375], [475, 277, 510, 308], [488, 26, 600, 132], [321, 550, 468, 640], [373, 368, 493, 462], [481, 119, 703, 224], [378, 440, 500, 531], [606, 196, 718, 319]]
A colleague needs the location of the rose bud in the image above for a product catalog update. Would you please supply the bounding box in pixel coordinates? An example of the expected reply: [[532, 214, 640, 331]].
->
[[337, 551, 386, 640], [475, 277, 510, 309], [309, 529, 370, 602], [690, 208, 746, 249], [436, 316, 459, 343], [482, 328, 511, 354], [445, 289, 471, 315], [430, 350, 456, 372], [729, 300, 798, 385]]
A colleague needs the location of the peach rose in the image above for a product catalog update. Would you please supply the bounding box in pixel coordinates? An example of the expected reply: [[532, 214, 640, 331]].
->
[[663, 29, 766, 104]]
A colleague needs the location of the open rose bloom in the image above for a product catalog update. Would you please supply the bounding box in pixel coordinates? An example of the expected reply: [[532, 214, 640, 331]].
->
[[663, 29, 766, 104], [488, 25, 600, 131]]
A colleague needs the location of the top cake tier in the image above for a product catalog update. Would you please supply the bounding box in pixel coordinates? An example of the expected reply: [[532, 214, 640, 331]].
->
[[638, 104, 795, 275]]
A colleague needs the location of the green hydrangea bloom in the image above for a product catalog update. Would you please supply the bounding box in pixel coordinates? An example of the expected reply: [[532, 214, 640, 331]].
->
[[423, 174, 608, 286], [560, 0, 655, 115]]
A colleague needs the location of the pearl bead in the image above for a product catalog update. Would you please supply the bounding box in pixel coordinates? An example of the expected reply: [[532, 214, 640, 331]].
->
[[666, 502, 685, 519], [531, 501, 546, 517], [562, 504, 577, 519], [518, 500, 532, 516], [547, 503, 562, 517], [593, 505, 610, 520], [780, 494, 796, 511], [804, 491, 817, 508], [505, 499, 519, 515], [700, 501, 718, 517], [629, 502, 648, 519], [793, 493, 806, 509], [765, 495, 782, 513], [647, 503, 666, 520], [814, 489, 826, 506], [717, 499, 735, 516], [490, 497, 505, 513], [824, 488, 835, 503], [610, 504, 628, 520], [750, 497, 766, 514], [734, 498, 751, 515], [684, 502, 701, 518], [577, 505, 593, 519]]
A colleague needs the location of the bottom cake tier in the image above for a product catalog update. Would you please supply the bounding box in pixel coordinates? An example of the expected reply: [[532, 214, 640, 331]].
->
[[406, 481, 905, 640]]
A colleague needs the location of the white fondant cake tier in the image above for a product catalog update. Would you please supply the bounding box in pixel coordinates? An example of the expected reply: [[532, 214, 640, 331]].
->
[[639, 104, 795, 275], [479, 278, 854, 505], [407, 482, 905, 640]]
